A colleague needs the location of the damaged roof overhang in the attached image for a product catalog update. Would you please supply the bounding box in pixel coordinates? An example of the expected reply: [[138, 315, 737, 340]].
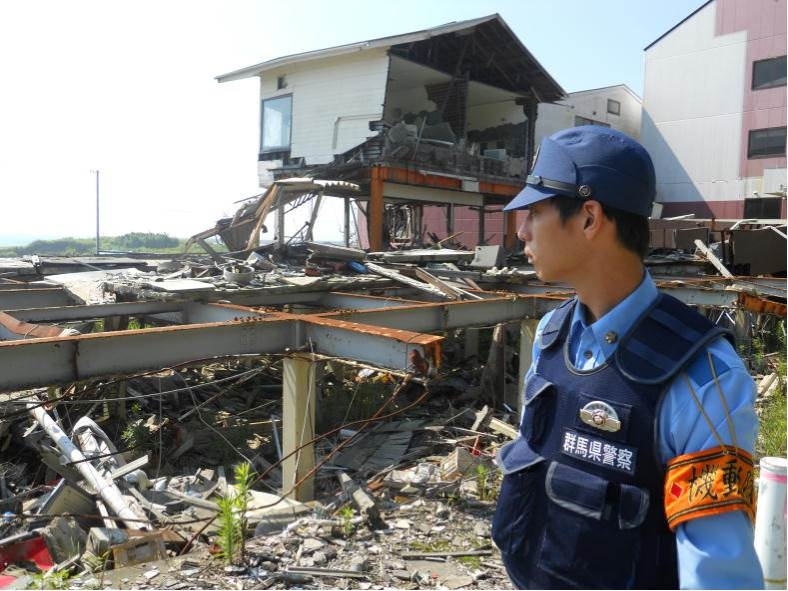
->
[[388, 17, 564, 102], [215, 14, 565, 102]]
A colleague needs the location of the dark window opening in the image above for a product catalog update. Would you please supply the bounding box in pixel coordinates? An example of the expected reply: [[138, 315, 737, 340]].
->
[[752, 56, 786, 90], [747, 127, 786, 159], [743, 197, 782, 219], [277, 76, 287, 90], [260, 95, 292, 154], [607, 99, 621, 116]]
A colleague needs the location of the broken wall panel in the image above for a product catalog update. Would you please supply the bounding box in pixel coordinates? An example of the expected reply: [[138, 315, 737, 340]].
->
[[730, 227, 787, 276], [648, 219, 712, 250]]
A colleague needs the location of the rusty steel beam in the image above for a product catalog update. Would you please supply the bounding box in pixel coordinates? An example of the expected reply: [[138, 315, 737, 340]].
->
[[737, 292, 787, 317], [0, 310, 68, 340], [321, 293, 565, 330], [0, 312, 442, 393]]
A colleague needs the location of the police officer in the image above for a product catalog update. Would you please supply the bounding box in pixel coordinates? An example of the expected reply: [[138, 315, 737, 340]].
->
[[492, 126, 763, 589]]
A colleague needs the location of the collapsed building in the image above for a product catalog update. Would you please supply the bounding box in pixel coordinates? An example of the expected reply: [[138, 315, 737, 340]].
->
[[0, 11, 786, 591]]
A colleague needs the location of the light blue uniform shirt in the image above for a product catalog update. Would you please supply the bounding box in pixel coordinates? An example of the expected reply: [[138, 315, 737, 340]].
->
[[522, 272, 763, 589]]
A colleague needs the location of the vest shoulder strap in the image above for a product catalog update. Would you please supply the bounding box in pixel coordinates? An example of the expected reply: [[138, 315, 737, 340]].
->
[[616, 293, 734, 385], [540, 297, 576, 349]]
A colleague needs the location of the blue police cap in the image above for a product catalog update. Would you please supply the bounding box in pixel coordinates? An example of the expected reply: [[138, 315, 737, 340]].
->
[[503, 126, 656, 216]]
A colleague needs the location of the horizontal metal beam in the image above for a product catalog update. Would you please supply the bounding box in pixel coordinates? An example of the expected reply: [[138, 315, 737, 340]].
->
[[657, 286, 740, 308], [5, 301, 185, 323], [0, 288, 76, 310], [323, 294, 566, 330], [317, 292, 424, 310], [0, 314, 441, 393]]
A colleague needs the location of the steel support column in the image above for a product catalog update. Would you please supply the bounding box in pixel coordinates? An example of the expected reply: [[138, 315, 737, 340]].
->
[[369, 167, 384, 251]]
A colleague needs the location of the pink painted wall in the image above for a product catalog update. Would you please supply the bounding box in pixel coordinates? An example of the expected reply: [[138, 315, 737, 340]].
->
[[421, 205, 508, 248], [716, 0, 787, 178]]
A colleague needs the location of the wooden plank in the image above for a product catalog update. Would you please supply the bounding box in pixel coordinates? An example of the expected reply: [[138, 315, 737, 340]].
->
[[488, 417, 518, 440], [694, 239, 733, 278], [414, 268, 482, 300], [246, 184, 281, 250], [365, 262, 449, 299], [338, 472, 386, 529]]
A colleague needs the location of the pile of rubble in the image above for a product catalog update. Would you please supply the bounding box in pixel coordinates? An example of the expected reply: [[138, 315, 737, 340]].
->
[[0, 358, 520, 590]]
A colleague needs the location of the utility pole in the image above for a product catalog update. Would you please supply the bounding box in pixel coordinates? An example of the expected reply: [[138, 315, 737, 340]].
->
[[92, 170, 100, 255]]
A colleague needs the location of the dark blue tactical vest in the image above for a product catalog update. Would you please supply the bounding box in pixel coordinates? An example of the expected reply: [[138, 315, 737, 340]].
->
[[493, 294, 733, 589]]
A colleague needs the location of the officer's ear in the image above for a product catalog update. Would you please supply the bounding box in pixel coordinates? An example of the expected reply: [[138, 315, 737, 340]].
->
[[580, 200, 605, 238]]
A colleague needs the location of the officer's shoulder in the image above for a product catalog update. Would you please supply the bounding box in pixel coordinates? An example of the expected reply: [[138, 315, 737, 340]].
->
[[683, 335, 746, 388]]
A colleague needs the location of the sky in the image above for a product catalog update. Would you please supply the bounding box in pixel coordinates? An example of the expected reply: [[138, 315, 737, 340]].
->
[[0, 0, 709, 245]]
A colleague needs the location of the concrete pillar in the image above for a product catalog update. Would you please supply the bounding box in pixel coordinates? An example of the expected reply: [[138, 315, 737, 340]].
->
[[282, 355, 317, 501], [518, 319, 540, 419]]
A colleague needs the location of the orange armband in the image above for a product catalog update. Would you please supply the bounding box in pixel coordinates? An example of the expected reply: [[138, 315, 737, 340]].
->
[[664, 446, 755, 531]]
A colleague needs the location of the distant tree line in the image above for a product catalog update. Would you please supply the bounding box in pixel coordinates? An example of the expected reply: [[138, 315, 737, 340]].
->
[[0, 232, 183, 257]]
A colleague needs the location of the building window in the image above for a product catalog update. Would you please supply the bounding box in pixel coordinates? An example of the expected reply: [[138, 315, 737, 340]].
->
[[607, 99, 621, 116], [752, 56, 786, 90], [575, 115, 610, 128], [747, 127, 786, 159], [260, 95, 292, 153]]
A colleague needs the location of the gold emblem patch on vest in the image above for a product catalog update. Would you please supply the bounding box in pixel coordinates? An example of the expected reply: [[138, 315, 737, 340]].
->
[[579, 400, 621, 433]]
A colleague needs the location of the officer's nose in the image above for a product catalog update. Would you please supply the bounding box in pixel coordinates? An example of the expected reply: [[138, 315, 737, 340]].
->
[[517, 213, 531, 242]]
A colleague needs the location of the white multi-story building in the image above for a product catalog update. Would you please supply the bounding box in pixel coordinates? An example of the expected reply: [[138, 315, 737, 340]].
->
[[641, 0, 786, 219], [535, 84, 643, 145]]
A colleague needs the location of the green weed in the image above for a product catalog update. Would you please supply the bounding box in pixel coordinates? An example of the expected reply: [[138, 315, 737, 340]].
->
[[475, 464, 498, 501], [28, 569, 72, 590], [216, 462, 254, 565], [337, 505, 355, 536]]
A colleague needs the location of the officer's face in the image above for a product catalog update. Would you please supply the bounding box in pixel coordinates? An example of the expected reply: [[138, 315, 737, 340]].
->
[[517, 198, 586, 283]]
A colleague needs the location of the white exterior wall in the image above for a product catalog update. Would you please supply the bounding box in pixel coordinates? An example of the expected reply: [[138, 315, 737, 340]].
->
[[641, 1, 748, 203], [568, 87, 642, 138], [257, 49, 389, 186], [534, 103, 574, 146], [534, 87, 642, 146]]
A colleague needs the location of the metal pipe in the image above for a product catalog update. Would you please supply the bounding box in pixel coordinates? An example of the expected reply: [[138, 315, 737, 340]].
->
[[27, 402, 149, 529]]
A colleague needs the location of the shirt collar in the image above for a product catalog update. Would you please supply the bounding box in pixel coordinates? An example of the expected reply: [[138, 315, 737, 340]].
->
[[570, 271, 659, 358]]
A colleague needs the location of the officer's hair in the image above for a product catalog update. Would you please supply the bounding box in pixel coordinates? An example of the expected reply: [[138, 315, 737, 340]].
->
[[551, 196, 650, 259]]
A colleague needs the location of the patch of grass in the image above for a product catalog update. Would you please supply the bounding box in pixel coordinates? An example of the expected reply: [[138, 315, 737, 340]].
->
[[758, 389, 787, 459], [756, 320, 786, 460], [410, 539, 452, 553], [458, 555, 482, 569]]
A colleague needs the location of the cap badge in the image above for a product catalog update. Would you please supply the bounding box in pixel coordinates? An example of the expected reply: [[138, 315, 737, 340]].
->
[[577, 184, 592, 198], [579, 400, 621, 432]]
